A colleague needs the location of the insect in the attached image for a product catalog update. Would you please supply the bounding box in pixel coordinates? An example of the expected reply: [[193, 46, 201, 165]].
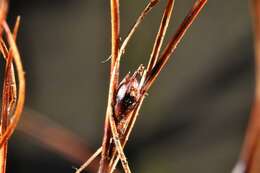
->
[[76, 0, 207, 173], [114, 65, 144, 121]]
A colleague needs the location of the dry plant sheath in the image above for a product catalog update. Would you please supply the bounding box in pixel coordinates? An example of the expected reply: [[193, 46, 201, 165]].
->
[[77, 0, 207, 173], [0, 19, 26, 149], [232, 0, 260, 173], [0, 1, 26, 173]]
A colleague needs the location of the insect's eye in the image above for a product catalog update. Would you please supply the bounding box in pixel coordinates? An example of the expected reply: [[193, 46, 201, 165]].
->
[[122, 94, 136, 108]]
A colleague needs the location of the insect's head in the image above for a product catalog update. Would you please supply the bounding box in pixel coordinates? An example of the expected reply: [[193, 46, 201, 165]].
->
[[114, 65, 145, 120]]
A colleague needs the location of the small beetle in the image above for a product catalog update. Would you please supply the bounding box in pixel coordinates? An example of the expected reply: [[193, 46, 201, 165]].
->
[[114, 65, 144, 121]]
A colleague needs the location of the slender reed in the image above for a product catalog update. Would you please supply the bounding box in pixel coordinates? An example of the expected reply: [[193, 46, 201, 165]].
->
[[0, 1, 25, 172], [233, 1, 260, 173]]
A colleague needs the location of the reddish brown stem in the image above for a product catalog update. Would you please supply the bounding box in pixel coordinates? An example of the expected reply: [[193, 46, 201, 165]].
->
[[147, 0, 175, 73], [98, 0, 207, 172], [144, 0, 207, 92], [248, 134, 260, 173], [110, 0, 120, 88], [0, 45, 13, 173], [99, 0, 120, 173], [103, 0, 159, 64], [0, 21, 25, 148], [109, 94, 145, 173], [0, 0, 8, 36], [118, 0, 159, 61], [0, 2, 10, 172], [233, 1, 260, 173]]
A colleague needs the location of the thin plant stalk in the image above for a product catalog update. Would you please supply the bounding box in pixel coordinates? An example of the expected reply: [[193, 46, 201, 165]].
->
[[0, 21, 25, 148], [78, 2, 160, 172], [80, 0, 207, 172], [109, 1, 207, 172], [147, 0, 175, 72], [0, 45, 13, 173], [0, 0, 8, 35], [109, 0, 207, 171], [109, 115, 131, 173], [249, 136, 260, 173], [98, 0, 120, 172], [232, 0, 260, 173], [75, 147, 102, 173], [103, 0, 160, 64], [117, 0, 159, 61], [109, 1, 178, 167], [108, 70, 147, 170], [0, 16, 20, 173], [143, 0, 208, 92], [109, 91, 146, 173]]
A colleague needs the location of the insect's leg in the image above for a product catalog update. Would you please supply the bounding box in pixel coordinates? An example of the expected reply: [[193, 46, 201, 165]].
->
[[147, 0, 175, 73], [75, 147, 102, 173], [144, 0, 207, 92], [109, 114, 131, 173]]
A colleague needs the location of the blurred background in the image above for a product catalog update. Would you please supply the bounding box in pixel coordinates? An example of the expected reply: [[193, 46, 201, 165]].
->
[[3, 0, 254, 172]]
